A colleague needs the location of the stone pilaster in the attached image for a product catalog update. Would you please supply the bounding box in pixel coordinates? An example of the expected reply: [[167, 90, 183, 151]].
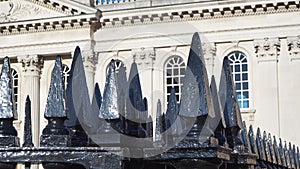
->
[[287, 36, 300, 61], [131, 47, 156, 117], [254, 37, 281, 62], [82, 50, 98, 99], [202, 42, 216, 80], [17, 54, 43, 146]]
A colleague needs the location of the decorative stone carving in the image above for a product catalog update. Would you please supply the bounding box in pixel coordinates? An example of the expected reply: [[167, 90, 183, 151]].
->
[[287, 36, 300, 61], [132, 47, 155, 68], [202, 42, 216, 58], [202, 42, 216, 66], [0, 0, 62, 23], [254, 37, 281, 62], [82, 50, 98, 69], [17, 54, 43, 72]]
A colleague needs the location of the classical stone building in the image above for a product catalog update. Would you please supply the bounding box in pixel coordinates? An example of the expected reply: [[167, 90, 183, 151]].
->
[[0, 0, 300, 149]]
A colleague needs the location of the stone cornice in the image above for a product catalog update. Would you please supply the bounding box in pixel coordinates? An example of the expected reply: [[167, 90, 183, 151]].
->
[[0, 14, 101, 36], [100, 0, 299, 28]]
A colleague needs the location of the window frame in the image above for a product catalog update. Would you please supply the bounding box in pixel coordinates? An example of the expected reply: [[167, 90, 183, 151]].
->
[[164, 55, 186, 105], [11, 68, 19, 112], [227, 51, 250, 109]]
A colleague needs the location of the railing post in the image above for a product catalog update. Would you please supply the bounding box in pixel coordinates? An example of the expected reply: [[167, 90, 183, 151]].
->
[[40, 56, 70, 169], [0, 57, 19, 169]]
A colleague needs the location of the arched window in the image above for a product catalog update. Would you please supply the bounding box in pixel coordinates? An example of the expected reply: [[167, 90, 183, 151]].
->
[[165, 56, 186, 104], [62, 65, 70, 89], [227, 51, 249, 109], [11, 69, 18, 111]]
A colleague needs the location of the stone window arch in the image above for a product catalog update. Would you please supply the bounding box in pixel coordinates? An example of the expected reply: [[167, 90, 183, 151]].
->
[[164, 55, 186, 104], [227, 51, 249, 109]]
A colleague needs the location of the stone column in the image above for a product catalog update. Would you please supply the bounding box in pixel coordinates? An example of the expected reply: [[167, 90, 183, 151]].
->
[[82, 50, 98, 100], [202, 42, 216, 82], [18, 55, 43, 146]]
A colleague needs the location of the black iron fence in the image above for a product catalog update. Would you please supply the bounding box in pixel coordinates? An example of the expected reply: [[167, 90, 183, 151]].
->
[[0, 33, 298, 169]]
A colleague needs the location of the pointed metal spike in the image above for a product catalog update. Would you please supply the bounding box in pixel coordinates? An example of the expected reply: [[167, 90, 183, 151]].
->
[[297, 147, 300, 168], [127, 62, 145, 120], [41, 56, 70, 146], [93, 83, 102, 109], [293, 144, 299, 169], [279, 138, 287, 167], [165, 88, 179, 130], [142, 97, 149, 121], [284, 141, 292, 168], [263, 131, 272, 162], [44, 56, 67, 118], [0, 57, 17, 119], [90, 83, 102, 133], [210, 75, 226, 131], [154, 100, 163, 144], [289, 142, 296, 168], [267, 133, 276, 164], [218, 57, 244, 151], [116, 63, 127, 119], [65, 46, 92, 128], [219, 57, 243, 129], [23, 96, 34, 147], [273, 136, 282, 166], [248, 125, 258, 155], [99, 60, 120, 120], [241, 121, 251, 153], [179, 32, 213, 118], [256, 128, 266, 161], [146, 115, 153, 137]]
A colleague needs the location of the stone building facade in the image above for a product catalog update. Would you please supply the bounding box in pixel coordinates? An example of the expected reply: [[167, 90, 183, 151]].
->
[[0, 0, 300, 148]]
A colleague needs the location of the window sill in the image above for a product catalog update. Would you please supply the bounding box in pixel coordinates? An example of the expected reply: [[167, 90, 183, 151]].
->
[[240, 109, 256, 114]]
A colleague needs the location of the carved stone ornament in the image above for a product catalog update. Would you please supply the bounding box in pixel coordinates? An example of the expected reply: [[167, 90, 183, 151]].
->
[[287, 36, 300, 61], [17, 54, 43, 71], [254, 37, 281, 62], [202, 42, 216, 65], [81, 50, 98, 72], [0, 0, 63, 23], [132, 47, 156, 68]]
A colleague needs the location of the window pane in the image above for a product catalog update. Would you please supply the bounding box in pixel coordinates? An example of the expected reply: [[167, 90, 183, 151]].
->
[[174, 86, 179, 93], [243, 82, 248, 90], [173, 77, 179, 84], [238, 101, 243, 108], [243, 91, 249, 98], [180, 68, 185, 75], [243, 100, 249, 108], [174, 69, 179, 75], [235, 65, 240, 72], [242, 73, 248, 80], [167, 78, 172, 84], [235, 74, 240, 81], [242, 64, 247, 72], [236, 83, 241, 90], [167, 69, 172, 76], [167, 86, 172, 93]]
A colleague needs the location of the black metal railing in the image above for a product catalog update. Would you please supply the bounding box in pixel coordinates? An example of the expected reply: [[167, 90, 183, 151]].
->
[[0, 33, 298, 169]]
